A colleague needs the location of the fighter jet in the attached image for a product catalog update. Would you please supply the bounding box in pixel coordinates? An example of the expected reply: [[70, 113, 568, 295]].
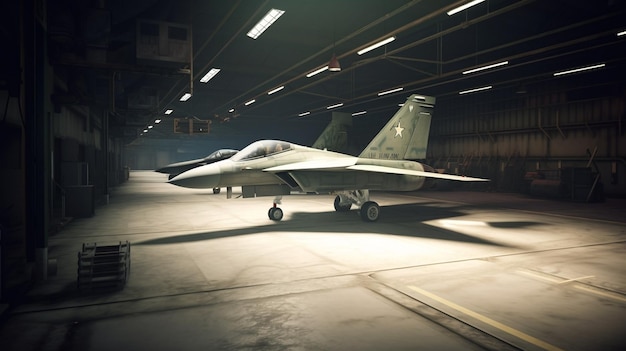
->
[[155, 149, 239, 180], [169, 94, 488, 222], [156, 111, 352, 181]]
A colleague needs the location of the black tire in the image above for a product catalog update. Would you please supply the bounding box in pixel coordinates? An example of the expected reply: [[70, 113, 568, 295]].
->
[[213, 187, 221, 194], [333, 196, 352, 212], [359, 201, 380, 222], [268, 207, 283, 221]]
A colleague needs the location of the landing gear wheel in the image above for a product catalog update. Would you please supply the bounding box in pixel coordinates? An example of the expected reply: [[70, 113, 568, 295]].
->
[[360, 201, 380, 222], [213, 187, 221, 194], [334, 196, 352, 212], [268, 207, 283, 221]]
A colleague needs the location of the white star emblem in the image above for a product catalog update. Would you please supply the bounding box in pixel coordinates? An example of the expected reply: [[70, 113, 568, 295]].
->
[[394, 122, 404, 138]]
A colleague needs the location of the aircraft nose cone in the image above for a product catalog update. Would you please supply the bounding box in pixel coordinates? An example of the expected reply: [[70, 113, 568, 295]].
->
[[168, 164, 221, 189]]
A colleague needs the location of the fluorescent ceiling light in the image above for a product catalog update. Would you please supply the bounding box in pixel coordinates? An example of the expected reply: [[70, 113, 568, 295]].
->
[[306, 66, 329, 77], [448, 0, 485, 16], [164, 109, 173, 115], [378, 87, 403, 96], [298, 111, 310, 117], [245, 99, 256, 106], [200, 68, 221, 83], [463, 61, 509, 74], [617, 30, 626, 37], [398, 103, 404, 107], [148, 125, 153, 129], [553, 63, 606, 76], [459, 85, 492, 94], [228, 108, 235, 113], [357, 36, 396, 55], [268, 85, 285, 95], [143, 129, 148, 133], [154, 119, 161, 124], [352, 111, 367, 116], [247, 8, 285, 39], [326, 103, 344, 110], [180, 93, 192, 101]]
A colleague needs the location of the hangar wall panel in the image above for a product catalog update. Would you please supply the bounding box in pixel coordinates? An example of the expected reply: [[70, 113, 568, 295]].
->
[[429, 84, 625, 196]]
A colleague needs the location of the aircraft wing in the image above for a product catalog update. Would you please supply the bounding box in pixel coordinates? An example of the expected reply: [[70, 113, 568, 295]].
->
[[264, 158, 487, 182], [347, 164, 489, 182], [263, 158, 357, 172]]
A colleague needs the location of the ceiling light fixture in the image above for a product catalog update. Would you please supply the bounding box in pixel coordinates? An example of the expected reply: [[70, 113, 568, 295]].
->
[[143, 129, 148, 133], [247, 8, 285, 39], [268, 85, 285, 95], [148, 125, 153, 129], [229, 108, 235, 113], [463, 61, 509, 74], [357, 36, 396, 55], [200, 68, 221, 83], [447, 0, 485, 16], [553, 63, 606, 76], [180, 93, 192, 101], [328, 54, 341, 71], [326, 103, 344, 110], [306, 66, 329, 77], [352, 111, 367, 116], [155, 119, 161, 124], [378, 87, 403, 96], [459, 85, 492, 94], [617, 30, 626, 37], [245, 99, 256, 106], [164, 109, 173, 115], [298, 111, 310, 117]]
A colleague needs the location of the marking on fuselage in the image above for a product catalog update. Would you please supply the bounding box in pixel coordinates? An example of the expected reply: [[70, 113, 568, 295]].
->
[[394, 122, 404, 138]]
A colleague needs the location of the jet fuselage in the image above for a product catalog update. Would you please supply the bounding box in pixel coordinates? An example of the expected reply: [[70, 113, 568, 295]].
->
[[169, 141, 431, 193]]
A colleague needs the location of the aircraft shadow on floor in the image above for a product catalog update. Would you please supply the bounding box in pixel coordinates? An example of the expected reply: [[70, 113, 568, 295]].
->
[[137, 202, 546, 249]]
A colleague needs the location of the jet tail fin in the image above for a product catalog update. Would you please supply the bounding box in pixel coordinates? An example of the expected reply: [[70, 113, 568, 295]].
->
[[312, 112, 352, 153], [359, 94, 435, 160]]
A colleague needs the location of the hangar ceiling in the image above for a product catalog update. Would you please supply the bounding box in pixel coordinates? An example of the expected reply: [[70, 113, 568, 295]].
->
[[42, 0, 626, 145]]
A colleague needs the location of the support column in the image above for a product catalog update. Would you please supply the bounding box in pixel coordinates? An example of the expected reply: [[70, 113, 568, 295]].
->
[[23, 0, 51, 280]]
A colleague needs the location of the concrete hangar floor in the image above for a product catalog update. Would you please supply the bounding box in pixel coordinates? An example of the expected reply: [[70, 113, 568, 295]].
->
[[1, 171, 625, 351]]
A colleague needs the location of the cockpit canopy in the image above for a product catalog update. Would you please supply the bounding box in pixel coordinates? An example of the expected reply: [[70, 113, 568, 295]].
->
[[204, 149, 239, 161], [230, 140, 292, 161]]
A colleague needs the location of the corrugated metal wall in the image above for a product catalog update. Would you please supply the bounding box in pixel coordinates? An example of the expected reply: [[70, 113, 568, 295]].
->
[[428, 81, 625, 196]]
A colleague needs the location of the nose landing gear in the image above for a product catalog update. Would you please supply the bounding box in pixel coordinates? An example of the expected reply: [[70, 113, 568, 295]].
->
[[268, 196, 284, 221], [268, 205, 283, 221]]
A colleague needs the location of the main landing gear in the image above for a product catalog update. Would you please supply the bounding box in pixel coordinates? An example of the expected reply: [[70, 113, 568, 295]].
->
[[267, 191, 380, 222], [334, 190, 380, 222], [359, 201, 380, 222]]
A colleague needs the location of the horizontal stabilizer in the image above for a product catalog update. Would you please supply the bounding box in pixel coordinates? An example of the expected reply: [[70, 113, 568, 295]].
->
[[347, 164, 489, 182]]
